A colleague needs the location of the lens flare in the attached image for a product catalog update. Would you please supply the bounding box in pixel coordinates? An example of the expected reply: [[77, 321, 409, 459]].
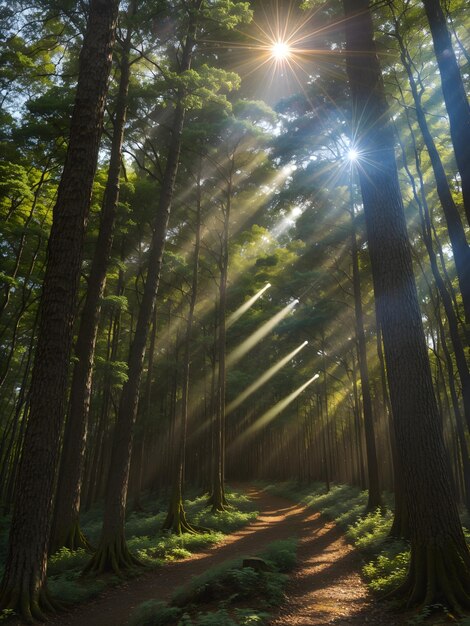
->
[[271, 41, 291, 60], [347, 148, 359, 162]]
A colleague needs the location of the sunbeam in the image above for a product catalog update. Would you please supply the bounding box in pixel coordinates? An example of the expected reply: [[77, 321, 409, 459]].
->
[[226, 340, 309, 415], [226, 299, 299, 368], [226, 283, 272, 329], [231, 373, 320, 447]]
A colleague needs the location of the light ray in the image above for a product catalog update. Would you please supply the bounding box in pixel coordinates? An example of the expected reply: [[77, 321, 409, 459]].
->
[[226, 340, 309, 415], [232, 373, 320, 446], [226, 283, 271, 329], [226, 299, 298, 368]]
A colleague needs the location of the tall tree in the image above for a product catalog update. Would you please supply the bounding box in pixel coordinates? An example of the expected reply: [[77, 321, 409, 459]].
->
[[349, 201, 381, 510], [0, 0, 119, 620], [422, 0, 470, 226], [343, 0, 470, 609], [388, 3, 470, 324], [50, 0, 137, 554], [84, 0, 246, 573]]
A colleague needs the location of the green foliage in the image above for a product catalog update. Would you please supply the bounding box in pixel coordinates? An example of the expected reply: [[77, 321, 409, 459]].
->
[[346, 508, 394, 552], [48, 547, 89, 576], [192, 504, 257, 534], [129, 601, 182, 626], [202, 0, 252, 31], [179, 608, 269, 626], [171, 558, 242, 607], [259, 538, 298, 572], [130, 538, 294, 626], [263, 482, 408, 597], [233, 609, 270, 625], [362, 546, 410, 594], [182, 608, 236, 626], [0, 609, 15, 622], [48, 571, 109, 605], [172, 543, 295, 607]]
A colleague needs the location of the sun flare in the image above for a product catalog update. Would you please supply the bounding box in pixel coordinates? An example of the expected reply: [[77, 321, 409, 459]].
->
[[271, 41, 291, 60]]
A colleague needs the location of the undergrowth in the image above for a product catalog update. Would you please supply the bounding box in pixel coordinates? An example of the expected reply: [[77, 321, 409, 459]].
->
[[0, 487, 258, 608], [263, 482, 409, 596], [129, 538, 297, 626]]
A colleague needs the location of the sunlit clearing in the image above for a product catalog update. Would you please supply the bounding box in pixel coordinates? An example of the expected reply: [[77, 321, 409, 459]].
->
[[226, 283, 271, 329], [226, 299, 298, 368], [226, 340, 308, 415], [271, 41, 291, 60], [232, 373, 320, 445]]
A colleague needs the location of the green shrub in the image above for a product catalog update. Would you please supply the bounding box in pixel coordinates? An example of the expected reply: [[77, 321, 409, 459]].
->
[[260, 538, 297, 572], [172, 559, 242, 606], [48, 547, 89, 576], [362, 546, 409, 593], [0, 609, 14, 622], [129, 600, 182, 626], [189, 608, 236, 626], [48, 572, 108, 604], [346, 508, 393, 552], [175, 608, 270, 626], [234, 608, 270, 625]]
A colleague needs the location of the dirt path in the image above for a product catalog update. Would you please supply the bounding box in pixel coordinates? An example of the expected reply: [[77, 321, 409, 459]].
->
[[45, 487, 400, 625]]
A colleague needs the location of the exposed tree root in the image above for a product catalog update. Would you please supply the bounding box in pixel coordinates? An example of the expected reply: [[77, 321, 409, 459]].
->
[[50, 520, 94, 554], [0, 581, 64, 624], [207, 497, 227, 513], [383, 541, 470, 614], [82, 532, 142, 577], [206, 485, 229, 512], [162, 502, 200, 535]]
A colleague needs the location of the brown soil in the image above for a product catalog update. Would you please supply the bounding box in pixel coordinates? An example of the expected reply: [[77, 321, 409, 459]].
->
[[36, 488, 406, 624]]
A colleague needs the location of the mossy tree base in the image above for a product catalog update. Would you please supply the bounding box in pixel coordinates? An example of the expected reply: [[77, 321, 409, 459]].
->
[[206, 483, 229, 513], [0, 581, 63, 624], [385, 541, 470, 613], [82, 533, 142, 576], [50, 520, 94, 554], [162, 501, 199, 535]]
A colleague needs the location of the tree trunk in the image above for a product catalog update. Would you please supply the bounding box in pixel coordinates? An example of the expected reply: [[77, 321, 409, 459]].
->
[[343, 0, 470, 610], [163, 169, 202, 533], [84, 7, 201, 575], [0, 0, 118, 620], [390, 13, 470, 324], [50, 26, 132, 557], [208, 171, 232, 512], [422, 0, 470, 227], [349, 203, 381, 509]]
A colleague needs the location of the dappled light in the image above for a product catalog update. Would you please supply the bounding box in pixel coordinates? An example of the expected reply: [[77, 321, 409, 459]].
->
[[1, 0, 470, 622]]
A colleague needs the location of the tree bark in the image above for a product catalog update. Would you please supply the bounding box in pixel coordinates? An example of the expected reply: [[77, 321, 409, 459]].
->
[[0, 0, 119, 620], [50, 23, 133, 555], [349, 203, 381, 509], [163, 168, 203, 532]]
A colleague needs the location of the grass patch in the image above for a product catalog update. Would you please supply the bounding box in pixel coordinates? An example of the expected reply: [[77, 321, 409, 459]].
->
[[129, 538, 297, 626], [0, 486, 258, 609]]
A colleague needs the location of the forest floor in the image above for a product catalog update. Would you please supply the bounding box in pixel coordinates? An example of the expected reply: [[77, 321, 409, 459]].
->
[[29, 485, 416, 626]]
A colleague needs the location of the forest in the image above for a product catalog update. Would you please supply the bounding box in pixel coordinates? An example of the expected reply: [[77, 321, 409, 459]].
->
[[1, 0, 470, 623]]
